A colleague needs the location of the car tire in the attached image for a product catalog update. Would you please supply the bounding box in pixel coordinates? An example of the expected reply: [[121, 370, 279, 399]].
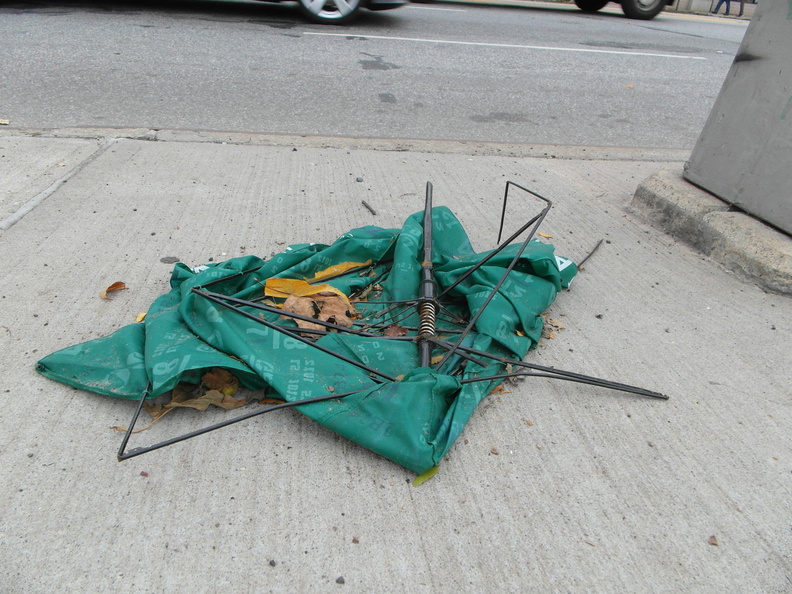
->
[[620, 0, 666, 19], [298, 0, 363, 24], [574, 0, 610, 12]]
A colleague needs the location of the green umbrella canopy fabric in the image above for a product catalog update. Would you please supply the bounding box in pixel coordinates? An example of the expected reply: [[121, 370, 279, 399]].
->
[[37, 204, 578, 474]]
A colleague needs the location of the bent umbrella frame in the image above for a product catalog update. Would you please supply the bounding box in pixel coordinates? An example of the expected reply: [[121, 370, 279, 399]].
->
[[117, 181, 667, 463]]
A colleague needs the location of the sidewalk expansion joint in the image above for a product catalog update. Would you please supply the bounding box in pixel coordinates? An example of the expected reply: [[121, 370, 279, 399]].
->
[[0, 136, 122, 236]]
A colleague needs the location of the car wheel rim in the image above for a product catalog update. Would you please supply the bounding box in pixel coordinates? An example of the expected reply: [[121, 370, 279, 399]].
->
[[636, 0, 662, 8], [303, 0, 359, 19]]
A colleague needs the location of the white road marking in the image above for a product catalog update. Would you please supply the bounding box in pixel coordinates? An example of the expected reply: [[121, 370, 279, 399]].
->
[[303, 32, 707, 60]]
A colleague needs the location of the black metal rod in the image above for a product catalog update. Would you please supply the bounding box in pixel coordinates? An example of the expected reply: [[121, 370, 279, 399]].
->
[[194, 290, 397, 383], [194, 265, 264, 289], [118, 389, 367, 461], [460, 372, 668, 400], [418, 182, 437, 367], [426, 338, 489, 369], [450, 342, 668, 399], [497, 181, 548, 244], [438, 184, 550, 301], [116, 386, 151, 461]]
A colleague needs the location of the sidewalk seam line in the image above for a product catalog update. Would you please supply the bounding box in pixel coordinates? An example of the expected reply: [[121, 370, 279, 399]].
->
[[0, 137, 121, 235]]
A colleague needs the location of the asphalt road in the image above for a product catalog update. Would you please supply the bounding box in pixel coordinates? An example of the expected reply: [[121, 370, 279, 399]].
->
[[1, 0, 748, 148]]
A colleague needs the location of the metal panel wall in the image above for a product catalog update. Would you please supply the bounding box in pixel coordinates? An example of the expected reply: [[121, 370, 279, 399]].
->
[[684, 0, 792, 235]]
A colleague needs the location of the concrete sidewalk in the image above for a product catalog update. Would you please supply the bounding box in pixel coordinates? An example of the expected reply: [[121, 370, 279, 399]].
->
[[0, 129, 789, 592]]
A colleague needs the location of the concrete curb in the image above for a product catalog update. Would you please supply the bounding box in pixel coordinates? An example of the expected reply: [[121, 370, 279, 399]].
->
[[0, 127, 691, 162], [631, 168, 792, 295]]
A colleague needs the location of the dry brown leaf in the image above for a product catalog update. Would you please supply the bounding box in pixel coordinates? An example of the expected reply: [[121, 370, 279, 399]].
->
[[281, 292, 358, 333], [167, 389, 245, 411], [113, 380, 249, 433], [144, 401, 170, 421], [281, 295, 324, 332], [316, 293, 356, 327], [541, 317, 566, 340], [384, 324, 408, 337], [708, 535, 719, 546], [489, 384, 510, 396], [202, 367, 239, 396], [100, 281, 127, 300], [218, 392, 248, 410]]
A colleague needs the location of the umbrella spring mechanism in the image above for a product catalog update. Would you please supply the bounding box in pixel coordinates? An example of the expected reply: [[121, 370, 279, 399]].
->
[[418, 300, 437, 337]]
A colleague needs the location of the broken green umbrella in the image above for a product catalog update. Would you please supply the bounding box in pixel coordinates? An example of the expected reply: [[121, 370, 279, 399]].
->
[[36, 183, 665, 475]]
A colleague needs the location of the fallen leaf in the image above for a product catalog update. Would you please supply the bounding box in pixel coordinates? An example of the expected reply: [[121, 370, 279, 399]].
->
[[281, 292, 358, 333], [547, 318, 566, 330], [100, 281, 127, 300], [538, 232, 553, 239], [114, 379, 249, 433], [488, 384, 510, 396], [315, 292, 357, 327], [413, 465, 439, 486], [167, 389, 246, 411], [708, 535, 719, 546], [626, 84, 635, 89], [136, 312, 147, 323], [384, 324, 408, 337], [143, 401, 170, 421], [305, 261, 371, 283], [523, 418, 534, 426], [541, 316, 566, 339], [490, 448, 500, 455], [265, 277, 351, 307], [202, 367, 239, 397], [281, 295, 323, 332]]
